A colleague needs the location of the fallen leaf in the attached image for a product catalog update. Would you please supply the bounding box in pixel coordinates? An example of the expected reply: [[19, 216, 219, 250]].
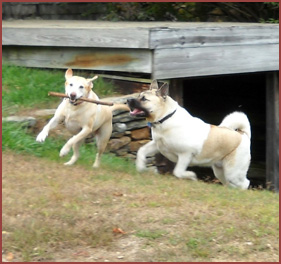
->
[[113, 227, 126, 234], [113, 192, 123, 197], [6, 252, 14, 261]]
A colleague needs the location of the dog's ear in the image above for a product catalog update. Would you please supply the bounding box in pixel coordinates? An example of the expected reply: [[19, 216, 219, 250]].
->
[[157, 83, 169, 99], [150, 79, 159, 90], [65, 68, 73, 79], [87, 76, 98, 89]]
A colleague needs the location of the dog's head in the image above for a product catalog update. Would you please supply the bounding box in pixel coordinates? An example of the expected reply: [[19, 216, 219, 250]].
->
[[127, 80, 169, 122], [64, 68, 98, 104]]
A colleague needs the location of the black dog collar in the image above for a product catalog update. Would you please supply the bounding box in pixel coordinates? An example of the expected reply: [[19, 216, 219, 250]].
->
[[148, 109, 177, 128]]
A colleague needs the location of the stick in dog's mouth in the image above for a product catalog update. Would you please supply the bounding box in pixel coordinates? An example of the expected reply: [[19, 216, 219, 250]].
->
[[48, 92, 114, 106]]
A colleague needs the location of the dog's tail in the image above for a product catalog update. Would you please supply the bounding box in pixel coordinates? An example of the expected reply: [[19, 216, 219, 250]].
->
[[110, 103, 130, 112], [219, 111, 251, 139]]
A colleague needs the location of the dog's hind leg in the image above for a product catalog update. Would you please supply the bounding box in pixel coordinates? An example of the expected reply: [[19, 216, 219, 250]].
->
[[93, 121, 112, 168], [212, 164, 227, 185], [60, 126, 92, 157], [173, 154, 197, 181], [222, 146, 250, 190], [64, 139, 84, 166], [223, 162, 250, 190]]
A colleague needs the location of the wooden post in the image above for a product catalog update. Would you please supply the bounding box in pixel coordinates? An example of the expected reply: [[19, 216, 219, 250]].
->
[[266, 72, 279, 192], [169, 78, 183, 106]]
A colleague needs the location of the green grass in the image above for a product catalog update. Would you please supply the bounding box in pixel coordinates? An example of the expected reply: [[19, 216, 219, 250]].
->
[[2, 120, 135, 173], [2, 65, 116, 114], [2, 65, 63, 109]]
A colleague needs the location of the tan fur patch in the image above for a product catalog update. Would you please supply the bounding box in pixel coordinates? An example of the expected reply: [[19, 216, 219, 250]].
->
[[196, 125, 242, 162]]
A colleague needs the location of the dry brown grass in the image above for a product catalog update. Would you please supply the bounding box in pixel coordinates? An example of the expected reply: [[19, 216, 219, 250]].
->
[[2, 151, 279, 262]]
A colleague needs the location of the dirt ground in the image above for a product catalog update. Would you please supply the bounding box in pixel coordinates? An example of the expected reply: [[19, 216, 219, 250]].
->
[[2, 152, 144, 262], [2, 152, 279, 262]]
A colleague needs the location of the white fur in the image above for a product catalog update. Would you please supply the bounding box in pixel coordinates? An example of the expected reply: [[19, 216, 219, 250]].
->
[[136, 97, 251, 189], [219, 111, 251, 139]]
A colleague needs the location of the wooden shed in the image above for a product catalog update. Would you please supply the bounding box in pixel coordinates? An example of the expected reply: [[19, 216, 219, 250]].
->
[[2, 20, 279, 191]]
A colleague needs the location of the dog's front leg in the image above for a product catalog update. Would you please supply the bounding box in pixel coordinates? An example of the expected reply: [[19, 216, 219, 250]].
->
[[173, 154, 197, 181], [60, 126, 92, 158], [36, 101, 66, 142], [136, 141, 159, 172]]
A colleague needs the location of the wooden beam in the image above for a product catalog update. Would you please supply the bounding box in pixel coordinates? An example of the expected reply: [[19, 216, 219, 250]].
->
[[150, 25, 279, 49], [2, 46, 152, 74], [2, 23, 150, 49], [266, 72, 279, 192], [153, 44, 279, 79]]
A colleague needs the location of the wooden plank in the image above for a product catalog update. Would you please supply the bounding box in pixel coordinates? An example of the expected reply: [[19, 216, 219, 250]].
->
[[2, 46, 152, 73], [153, 44, 279, 79], [150, 25, 279, 49], [266, 72, 279, 192], [4, 20, 278, 50], [2, 27, 149, 49]]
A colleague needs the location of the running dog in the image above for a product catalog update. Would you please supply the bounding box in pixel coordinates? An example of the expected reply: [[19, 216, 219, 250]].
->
[[127, 80, 251, 189], [36, 68, 129, 168]]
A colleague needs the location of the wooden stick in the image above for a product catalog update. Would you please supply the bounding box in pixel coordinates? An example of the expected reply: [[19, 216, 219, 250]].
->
[[48, 92, 114, 106]]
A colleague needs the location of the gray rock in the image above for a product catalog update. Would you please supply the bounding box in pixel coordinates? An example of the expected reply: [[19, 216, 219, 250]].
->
[[2, 116, 36, 127]]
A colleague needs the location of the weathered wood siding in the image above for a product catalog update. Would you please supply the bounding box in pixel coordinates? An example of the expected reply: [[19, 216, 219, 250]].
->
[[2, 21, 279, 78], [3, 46, 152, 73], [153, 44, 279, 79], [3, 27, 150, 49], [150, 25, 279, 49], [151, 24, 279, 79]]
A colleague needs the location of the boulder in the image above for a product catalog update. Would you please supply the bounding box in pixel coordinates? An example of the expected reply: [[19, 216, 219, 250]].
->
[[107, 136, 131, 151], [131, 127, 151, 140]]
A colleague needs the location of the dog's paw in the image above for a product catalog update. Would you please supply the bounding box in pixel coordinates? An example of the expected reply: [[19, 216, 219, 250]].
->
[[60, 145, 70, 157], [136, 160, 147, 172], [174, 171, 198, 181], [93, 163, 99, 169], [64, 161, 74, 166], [136, 165, 147, 173], [36, 131, 48, 142], [187, 172, 198, 181]]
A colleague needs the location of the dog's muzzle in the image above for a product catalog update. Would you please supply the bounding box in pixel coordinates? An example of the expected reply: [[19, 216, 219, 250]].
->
[[69, 92, 79, 104], [127, 99, 149, 117]]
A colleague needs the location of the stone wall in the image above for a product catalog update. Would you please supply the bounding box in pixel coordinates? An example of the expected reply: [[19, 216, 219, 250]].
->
[[109, 111, 151, 159], [94, 94, 151, 160]]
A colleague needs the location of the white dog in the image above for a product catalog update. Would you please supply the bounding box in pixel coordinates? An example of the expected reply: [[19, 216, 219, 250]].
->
[[36, 68, 129, 167], [127, 80, 251, 189]]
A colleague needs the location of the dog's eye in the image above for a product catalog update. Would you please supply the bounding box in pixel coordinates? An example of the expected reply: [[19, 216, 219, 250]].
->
[[69, 83, 73, 87], [140, 96, 148, 102], [79, 86, 84, 89]]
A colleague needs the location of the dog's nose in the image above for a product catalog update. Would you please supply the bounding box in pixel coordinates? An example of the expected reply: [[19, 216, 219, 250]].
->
[[70, 92, 77, 100]]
